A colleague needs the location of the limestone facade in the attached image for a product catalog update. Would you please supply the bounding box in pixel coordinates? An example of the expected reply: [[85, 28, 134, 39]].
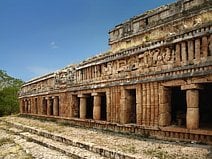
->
[[19, 0, 212, 143]]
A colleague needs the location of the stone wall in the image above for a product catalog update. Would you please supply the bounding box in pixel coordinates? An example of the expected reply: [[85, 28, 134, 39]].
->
[[19, 0, 212, 143], [109, 0, 211, 52]]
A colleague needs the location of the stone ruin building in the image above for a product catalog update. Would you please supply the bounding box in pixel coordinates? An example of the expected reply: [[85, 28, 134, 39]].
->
[[19, 0, 212, 144]]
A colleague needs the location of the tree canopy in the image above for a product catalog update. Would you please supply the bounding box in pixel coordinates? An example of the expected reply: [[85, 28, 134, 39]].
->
[[0, 70, 24, 116]]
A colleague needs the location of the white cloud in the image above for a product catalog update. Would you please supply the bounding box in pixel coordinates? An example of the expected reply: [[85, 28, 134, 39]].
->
[[50, 41, 59, 49]]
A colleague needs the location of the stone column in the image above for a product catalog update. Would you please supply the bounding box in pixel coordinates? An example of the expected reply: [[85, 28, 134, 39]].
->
[[24, 100, 27, 113], [195, 39, 200, 62], [79, 70, 82, 81], [142, 84, 147, 125], [202, 36, 208, 58], [209, 34, 212, 56], [53, 96, 59, 116], [106, 90, 111, 122], [159, 86, 171, 127], [146, 83, 151, 126], [150, 83, 155, 126], [182, 84, 202, 129], [24, 99, 27, 113], [120, 87, 127, 124], [136, 84, 142, 125], [188, 40, 194, 64], [186, 90, 199, 129], [28, 99, 31, 113], [154, 83, 159, 125], [181, 42, 187, 64], [175, 43, 181, 66], [92, 93, 101, 120], [94, 66, 97, 79], [20, 99, 24, 113], [41, 97, 47, 115], [71, 94, 79, 118], [78, 94, 87, 119]]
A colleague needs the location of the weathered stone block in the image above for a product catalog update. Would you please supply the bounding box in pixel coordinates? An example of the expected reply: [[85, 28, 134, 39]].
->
[[186, 108, 199, 129]]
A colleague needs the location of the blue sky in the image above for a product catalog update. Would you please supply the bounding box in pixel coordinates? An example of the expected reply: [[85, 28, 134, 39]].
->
[[0, 0, 176, 81]]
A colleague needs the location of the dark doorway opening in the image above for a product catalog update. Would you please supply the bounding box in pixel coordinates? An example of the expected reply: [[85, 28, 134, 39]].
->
[[22, 100, 25, 113], [101, 93, 107, 120], [199, 83, 212, 129], [35, 98, 38, 114], [56, 96, 60, 116], [42, 98, 47, 115], [27, 100, 30, 113], [49, 98, 53, 115], [26, 101, 29, 113], [86, 94, 93, 119], [127, 89, 136, 124], [171, 87, 186, 127]]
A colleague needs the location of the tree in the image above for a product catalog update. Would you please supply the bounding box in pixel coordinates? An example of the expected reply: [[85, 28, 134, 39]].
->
[[0, 70, 23, 116]]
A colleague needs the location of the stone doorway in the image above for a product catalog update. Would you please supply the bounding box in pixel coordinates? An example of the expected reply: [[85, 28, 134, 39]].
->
[[49, 98, 54, 115], [86, 94, 93, 119], [100, 93, 107, 120], [42, 98, 47, 115], [199, 83, 212, 129], [35, 98, 38, 114], [126, 89, 136, 124], [171, 87, 186, 127]]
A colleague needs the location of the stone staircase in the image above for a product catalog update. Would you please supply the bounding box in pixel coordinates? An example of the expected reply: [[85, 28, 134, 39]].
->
[[0, 116, 210, 159], [0, 119, 136, 159]]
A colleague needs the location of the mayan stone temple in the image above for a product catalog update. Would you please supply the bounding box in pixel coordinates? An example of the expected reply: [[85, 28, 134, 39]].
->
[[19, 0, 212, 144]]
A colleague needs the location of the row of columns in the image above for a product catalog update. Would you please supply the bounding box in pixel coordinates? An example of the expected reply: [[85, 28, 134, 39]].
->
[[22, 99, 31, 113], [21, 96, 59, 116], [21, 84, 201, 130], [78, 84, 201, 129], [182, 84, 202, 129], [76, 65, 102, 81], [44, 96, 59, 116], [78, 93, 103, 120], [159, 84, 201, 129], [176, 35, 211, 66]]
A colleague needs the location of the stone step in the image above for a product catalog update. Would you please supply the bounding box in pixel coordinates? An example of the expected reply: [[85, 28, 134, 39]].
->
[[0, 122, 72, 159], [2, 119, 137, 159], [19, 131, 107, 159], [2, 117, 210, 159], [1, 122, 108, 159]]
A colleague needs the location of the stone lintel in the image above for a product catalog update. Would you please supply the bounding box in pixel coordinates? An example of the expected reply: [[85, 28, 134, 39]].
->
[[162, 79, 186, 87], [71, 93, 78, 95], [78, 94, 89, 98], [181, 84, 203, 90], [91, 92, 105, 96], [191, 74, 212, 84]]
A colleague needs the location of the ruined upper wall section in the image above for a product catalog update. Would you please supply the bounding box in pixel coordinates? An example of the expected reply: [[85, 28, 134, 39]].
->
[[109, 0, 211, 52], [20, 64, 77, 96], [19, 0, 212, 97]]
